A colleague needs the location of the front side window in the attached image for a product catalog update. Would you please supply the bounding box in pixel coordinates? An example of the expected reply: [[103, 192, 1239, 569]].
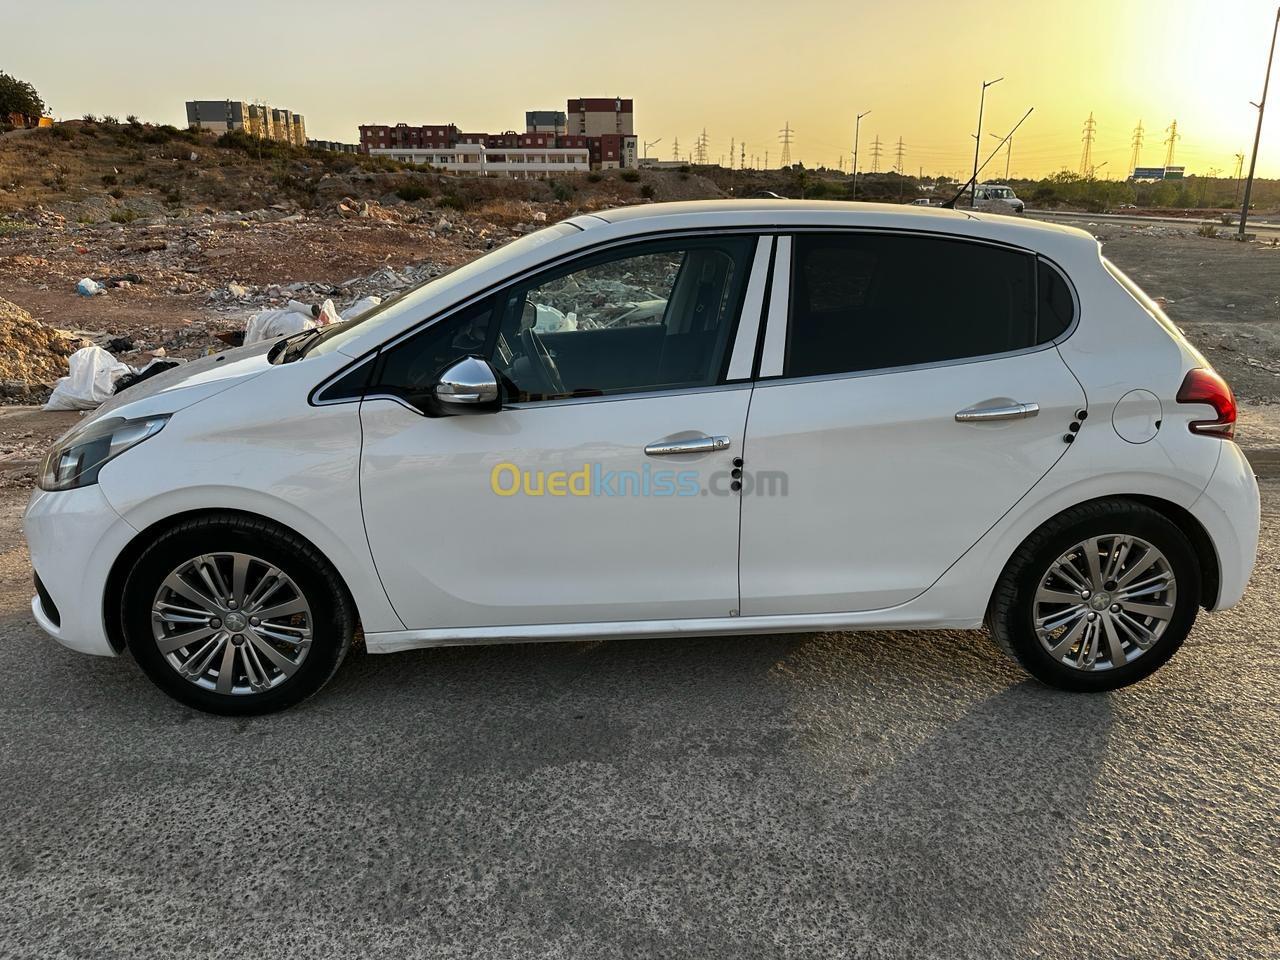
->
[[784, 233, 1039, 378], [491, 236, 755, 402]]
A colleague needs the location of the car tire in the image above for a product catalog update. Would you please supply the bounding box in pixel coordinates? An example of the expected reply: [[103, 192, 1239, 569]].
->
[[988, 498, 1201, 692], [122, 514, 355, 715]]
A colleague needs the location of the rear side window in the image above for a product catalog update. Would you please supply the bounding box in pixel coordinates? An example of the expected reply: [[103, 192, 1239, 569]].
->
[[784, 233, 1042, 378]]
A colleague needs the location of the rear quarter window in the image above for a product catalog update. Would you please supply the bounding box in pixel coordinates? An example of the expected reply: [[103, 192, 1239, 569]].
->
[[784, 232, 1041, 378]]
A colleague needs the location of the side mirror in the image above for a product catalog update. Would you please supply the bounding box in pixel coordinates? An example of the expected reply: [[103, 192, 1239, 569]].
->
[[429, 356, 501, 415]]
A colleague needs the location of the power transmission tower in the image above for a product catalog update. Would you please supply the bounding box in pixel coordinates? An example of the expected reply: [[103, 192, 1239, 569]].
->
[[671, 136, 679, 161], [870, 135, 883, 173], [1164, 120, 1180, 168], [765, 150, 769, 169], [894, 137, 905, 174], [1129, 120, 1145, 176], [1079, 112, 1097, 176], [778, 122, 793, 168], [740, 143, 746, 169], [729, 138, 735, 169], [693, 129, 709, 165]]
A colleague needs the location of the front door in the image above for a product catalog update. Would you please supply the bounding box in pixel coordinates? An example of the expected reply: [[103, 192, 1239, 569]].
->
[[359, 234, 766, 630], [740, 231, 1086, 615]]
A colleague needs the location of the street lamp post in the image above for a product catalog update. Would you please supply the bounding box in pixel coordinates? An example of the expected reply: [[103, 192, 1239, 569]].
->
[[971, 77, 1003, 206], [852, 110, 870, 200], [989, 132, 1013, 181], [1240, 6, 1280, 238]]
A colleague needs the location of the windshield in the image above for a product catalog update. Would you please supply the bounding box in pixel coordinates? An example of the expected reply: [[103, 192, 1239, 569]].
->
[[304, 221, 580, 358]]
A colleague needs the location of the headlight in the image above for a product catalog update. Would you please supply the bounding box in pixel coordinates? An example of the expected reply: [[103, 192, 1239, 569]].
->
[[39, 415, 169, 492]]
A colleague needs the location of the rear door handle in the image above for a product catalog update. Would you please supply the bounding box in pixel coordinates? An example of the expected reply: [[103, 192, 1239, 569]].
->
[[644, 435, 731, 456], [955, 402, 1040, 423]]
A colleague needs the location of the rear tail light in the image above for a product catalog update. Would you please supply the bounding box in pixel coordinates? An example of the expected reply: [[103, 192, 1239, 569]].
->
[[1176, 368, 1237, 439]]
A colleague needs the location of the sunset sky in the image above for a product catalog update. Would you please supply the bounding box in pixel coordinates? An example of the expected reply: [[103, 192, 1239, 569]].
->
[[8, 0, 1280, 179]]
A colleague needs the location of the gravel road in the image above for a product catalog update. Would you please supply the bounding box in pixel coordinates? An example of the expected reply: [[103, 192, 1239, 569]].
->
[[0, 478, 1276, 959]]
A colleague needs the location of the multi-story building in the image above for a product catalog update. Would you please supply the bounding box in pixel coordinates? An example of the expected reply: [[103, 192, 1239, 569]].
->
[[566, 98, 633, 138], [185, 100, 307, 147], [307, 139, 361, 154], [360, 97, 637, 176]]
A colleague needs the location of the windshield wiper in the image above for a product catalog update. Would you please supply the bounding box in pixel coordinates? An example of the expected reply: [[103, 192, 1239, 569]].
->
[[271, 328, 324, 364]]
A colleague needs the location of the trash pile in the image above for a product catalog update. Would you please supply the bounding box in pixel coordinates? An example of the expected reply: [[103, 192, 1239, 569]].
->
[[44, 346, 182, 411], [0, 297, 76, 403]]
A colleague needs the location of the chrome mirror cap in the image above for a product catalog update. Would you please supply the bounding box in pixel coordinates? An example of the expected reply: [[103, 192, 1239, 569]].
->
[[433, 356, 501, 412]]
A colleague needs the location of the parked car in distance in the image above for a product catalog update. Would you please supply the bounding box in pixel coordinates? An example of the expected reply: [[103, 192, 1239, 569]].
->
[[910, 197, 935, 206], [973, 183, 1026, 214], [25, 200, 1259, 714]]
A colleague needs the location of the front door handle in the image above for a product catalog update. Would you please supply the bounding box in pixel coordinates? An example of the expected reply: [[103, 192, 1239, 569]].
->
[[955, 402, 1040, 423], [644, 435, 731, 456]]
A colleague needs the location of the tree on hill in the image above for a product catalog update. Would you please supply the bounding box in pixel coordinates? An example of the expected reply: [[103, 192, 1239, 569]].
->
[[0, 71, 45, 120]]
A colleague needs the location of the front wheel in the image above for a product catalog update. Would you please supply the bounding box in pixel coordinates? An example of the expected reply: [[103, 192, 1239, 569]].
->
[[988, 499, 1201, 691], [122, 515, 355, 715]]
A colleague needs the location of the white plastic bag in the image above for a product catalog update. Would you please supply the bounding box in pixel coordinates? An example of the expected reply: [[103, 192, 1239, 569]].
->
[[341, 296, 382, 321], [76, 277, 101, 297], [44, 346, 132, 410], [244, 299, 341, 344]]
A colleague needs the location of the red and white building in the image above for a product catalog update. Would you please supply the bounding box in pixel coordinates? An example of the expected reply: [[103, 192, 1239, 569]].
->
[[360, 98, 637, 177]]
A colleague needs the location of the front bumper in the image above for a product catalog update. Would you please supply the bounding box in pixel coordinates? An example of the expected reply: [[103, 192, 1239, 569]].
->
[[23, 484, 138, 656]]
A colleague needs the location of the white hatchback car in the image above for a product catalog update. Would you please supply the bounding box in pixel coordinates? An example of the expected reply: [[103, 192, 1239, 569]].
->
[[25, 201, 1259, 714]]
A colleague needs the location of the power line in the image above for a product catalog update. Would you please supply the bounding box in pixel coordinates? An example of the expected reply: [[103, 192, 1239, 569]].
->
[[1079, 112, 1096, 176], [778, 122, 793, 167]]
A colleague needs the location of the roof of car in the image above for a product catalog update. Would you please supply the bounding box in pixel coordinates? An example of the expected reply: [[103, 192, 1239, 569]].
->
[[571, 199, 1096, 253]]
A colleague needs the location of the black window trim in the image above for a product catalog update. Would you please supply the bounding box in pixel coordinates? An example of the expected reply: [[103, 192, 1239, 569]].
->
[[309, 226, 775, 411], [754, 227, 1081, 389]]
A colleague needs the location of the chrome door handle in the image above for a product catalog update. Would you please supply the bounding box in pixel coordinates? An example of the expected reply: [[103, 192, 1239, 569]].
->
[[955, 402, 1040, 423], [644, 435, 731, 456]]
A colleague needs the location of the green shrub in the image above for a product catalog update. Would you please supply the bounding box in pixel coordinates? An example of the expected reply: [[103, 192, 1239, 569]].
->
[[101, 173, 117, 185], [1195, 223, 1219, 239], [438, 193, 470, 211], [109, 209, 139, 223], [640, 184, 655, 199], [50, 125, 74, 141], [587, 172, 603, 183], [396, 180, 432, 202], [620, 169, 640, 182], [108, 187, 124, 199], [551, 180, 574, 201]]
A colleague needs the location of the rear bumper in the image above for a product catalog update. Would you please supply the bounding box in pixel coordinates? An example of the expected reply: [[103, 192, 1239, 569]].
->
[[23, 484, 137, 657], [1191, 442, 1260, 610]]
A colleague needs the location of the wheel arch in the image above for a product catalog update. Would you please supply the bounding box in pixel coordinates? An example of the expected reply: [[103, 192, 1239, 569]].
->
[[103, 508, 361, 654], [986, 493, 1221, 622]]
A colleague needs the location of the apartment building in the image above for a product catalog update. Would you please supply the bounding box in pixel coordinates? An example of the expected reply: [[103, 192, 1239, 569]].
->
[[360, 97, 637, 176], [185, 100, 307, 147]]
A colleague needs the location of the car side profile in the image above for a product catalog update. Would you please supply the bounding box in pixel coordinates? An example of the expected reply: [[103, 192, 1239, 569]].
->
[[24, 200, 1260, 714]]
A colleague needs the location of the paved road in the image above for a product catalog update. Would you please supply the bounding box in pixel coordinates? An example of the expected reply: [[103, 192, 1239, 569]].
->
[[1027, 208, 1280, 239], [1, 484, 1277, 959]]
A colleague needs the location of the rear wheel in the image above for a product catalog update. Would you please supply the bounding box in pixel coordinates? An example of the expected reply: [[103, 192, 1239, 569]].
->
[[122, 515, 354, 714], [989, 499, 1201, 691]]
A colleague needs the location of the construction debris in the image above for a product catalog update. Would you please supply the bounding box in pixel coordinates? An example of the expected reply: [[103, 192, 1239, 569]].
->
[[0, 297, 75, 402], [44, 346, 131, 410]]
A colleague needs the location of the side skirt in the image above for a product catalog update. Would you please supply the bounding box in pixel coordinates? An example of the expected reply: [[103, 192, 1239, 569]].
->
[[363, 609, 985, 654]]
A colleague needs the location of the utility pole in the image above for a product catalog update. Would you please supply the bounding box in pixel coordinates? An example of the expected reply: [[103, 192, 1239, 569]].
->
[[1079, 112, 1097, 176], [971, 76, 1003, 206], [1129, 120, 1145, 176], [870, 135, 883, 173], [644, 137, 662, 160], [990, 132, 1012, 180], [1233, 151, 1246, 205], [765, 150, 769, 169], [851, 109, 870, 199], [1164, 120, 1180, 168], [1240, 6, 1279, 238], [778, 122, 794, 168]]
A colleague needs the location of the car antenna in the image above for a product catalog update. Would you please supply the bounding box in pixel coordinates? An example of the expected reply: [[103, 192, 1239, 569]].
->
[[941, 107, 1035, 209]]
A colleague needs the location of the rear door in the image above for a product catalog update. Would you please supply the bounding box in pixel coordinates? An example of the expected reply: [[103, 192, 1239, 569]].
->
[[739, 231, 1085, 615]]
